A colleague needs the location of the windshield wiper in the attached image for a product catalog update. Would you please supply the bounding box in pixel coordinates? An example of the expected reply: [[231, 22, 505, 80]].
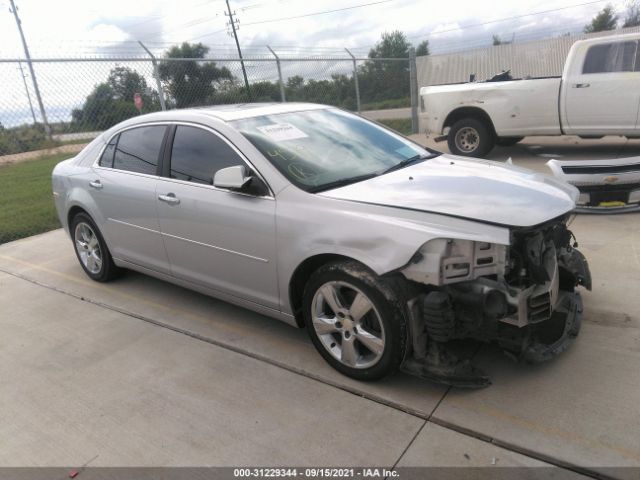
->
[[381, 153, 433, 175], [307, 172, 379, 193]]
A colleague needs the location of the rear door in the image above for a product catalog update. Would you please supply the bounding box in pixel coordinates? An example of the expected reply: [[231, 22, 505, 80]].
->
[[155, 124, 279, 309], [90, 124, 171, 274], [563, 40, 640, 135]]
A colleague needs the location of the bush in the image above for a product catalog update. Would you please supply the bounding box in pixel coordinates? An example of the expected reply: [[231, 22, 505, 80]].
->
[[0, 123, 58, 156]]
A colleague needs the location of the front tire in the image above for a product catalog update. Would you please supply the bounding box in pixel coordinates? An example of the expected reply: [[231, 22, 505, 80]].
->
[[447, 118, 495, 157], [302, 261, 408, 381], [71, 212, 121, 282]]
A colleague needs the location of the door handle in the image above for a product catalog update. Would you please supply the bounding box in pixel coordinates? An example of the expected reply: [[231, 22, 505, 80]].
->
[[573, 83, 590, 88], [158, 193, 180, 205], [89, 180, 103, 189]]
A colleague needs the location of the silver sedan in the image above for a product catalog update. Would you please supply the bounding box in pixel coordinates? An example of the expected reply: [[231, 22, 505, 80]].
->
[[52, 103, 591, 386]]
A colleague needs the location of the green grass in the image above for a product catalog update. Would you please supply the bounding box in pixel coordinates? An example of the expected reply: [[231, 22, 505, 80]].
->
[[377, 118, 413, 136], [0, 153, 69, 245], [361, 98, 411, 111]]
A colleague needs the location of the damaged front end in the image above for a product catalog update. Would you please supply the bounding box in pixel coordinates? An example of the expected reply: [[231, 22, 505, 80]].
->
[[400, 215, 591, 388]]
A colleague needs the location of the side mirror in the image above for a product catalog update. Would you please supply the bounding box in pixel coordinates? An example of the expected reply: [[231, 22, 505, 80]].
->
[[214, 165, 252, 190]]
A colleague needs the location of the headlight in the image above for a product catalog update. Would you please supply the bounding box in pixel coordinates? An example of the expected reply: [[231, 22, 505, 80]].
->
[[402, 238, 507, 286]]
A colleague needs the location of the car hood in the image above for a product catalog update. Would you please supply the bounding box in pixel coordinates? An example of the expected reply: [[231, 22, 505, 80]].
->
[[319, 154, 578, 227]]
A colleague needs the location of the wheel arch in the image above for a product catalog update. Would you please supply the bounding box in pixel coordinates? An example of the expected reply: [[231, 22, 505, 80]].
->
[[67, 205, 91, 232], [443, 106, 497, 137]]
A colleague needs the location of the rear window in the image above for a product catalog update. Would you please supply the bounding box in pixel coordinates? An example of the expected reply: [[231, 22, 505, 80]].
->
[[113, 126, 166, 175], [98, 135, 117, 168], [582, 41, 638, 74]]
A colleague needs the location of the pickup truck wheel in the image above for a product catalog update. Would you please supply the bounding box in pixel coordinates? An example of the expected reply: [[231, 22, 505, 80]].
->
[[302, 261, 407, 381], [496, 136, 524, 147], [448, 118, 495, 157]]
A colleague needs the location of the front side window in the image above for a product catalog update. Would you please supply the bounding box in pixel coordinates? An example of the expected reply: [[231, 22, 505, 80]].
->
[[169, 126, 244, 185], [583, 41, 637, 74], [231, 108, 438, 192], [113, 125, 166, 175]]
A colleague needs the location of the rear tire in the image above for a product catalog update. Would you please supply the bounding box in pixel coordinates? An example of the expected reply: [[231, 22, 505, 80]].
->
[[302, 261, 408, 381], [496, 136, 524, 147], [447, 118, 495, 157], [71, 212, 121, 282]]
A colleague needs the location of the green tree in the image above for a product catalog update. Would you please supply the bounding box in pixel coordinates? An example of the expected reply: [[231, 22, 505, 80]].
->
[[158, 42, 233, 108], [584, 4, 618, 33], [71, 67, 160, 130], [368, 30, 411, 59], [492, 35, 504, 46], [359, 30, 412, 104], [415, 40, 430, 56], [623, 0, 640, 27], [107, 66, 152, 104]]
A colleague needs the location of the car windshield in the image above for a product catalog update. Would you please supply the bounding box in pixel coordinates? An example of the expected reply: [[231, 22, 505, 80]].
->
[[230, 108, 439, 192]]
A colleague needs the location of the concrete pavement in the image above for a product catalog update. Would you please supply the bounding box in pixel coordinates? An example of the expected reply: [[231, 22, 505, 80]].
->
[[0, 137, 639, 476]]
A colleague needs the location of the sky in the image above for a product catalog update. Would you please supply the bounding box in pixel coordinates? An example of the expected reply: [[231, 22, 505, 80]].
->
[[0, 0, 632, 58], [0, 0, 634, 127]]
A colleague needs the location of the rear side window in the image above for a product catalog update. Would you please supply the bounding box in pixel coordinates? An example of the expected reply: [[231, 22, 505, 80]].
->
[[583, 41, 637, 74], [113, 125, 166, 175], [99, 135, 118, 167], [169, 126, 244, 185]]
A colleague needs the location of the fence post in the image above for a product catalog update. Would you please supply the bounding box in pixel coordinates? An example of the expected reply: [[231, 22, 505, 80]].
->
[[9, 0, 51, 138], [267, 46, 286, 102], [345, 48, 361, 113], [139, 41, 167, 111], [17, 61, 37, 124], [409, 47, 419, 134]]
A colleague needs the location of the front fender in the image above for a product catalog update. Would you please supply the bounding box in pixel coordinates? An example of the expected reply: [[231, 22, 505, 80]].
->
[[276, 187, 509, 315]]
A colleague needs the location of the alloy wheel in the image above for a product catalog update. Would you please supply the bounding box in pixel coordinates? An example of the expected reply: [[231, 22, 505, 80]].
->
[[74, 222, 102, 274], [311, 281, 386, 369]]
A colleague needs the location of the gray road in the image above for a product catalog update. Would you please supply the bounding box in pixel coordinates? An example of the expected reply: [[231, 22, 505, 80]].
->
[[362, 107, 411, 120], [0, 138, 638, 476]]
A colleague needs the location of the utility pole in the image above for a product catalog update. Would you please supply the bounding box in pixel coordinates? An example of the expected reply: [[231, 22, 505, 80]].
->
[[17, 61, 37, 124], [9, 0, 51, 137], [224, 0, 251, 100]]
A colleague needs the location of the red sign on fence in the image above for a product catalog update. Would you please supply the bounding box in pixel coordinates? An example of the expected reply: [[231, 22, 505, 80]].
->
[[133, 92, 143, 112]]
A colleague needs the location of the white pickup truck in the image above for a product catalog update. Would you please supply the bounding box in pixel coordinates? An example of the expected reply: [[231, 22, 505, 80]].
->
[[420, 32, 640, 157]]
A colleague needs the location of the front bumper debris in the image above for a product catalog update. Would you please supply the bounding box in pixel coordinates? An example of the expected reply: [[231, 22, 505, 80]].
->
[[401, 290, 583, 388], [521, 291, 582, 363], [547, 157, 640, 213]]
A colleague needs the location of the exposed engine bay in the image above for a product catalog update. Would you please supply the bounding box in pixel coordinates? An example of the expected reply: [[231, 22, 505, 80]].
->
[[400, 214, 591, 387]]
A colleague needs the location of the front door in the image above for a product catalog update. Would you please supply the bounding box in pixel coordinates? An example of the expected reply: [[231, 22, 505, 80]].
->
[[563, 40, 640, 135], [155, 125, 279, 309]]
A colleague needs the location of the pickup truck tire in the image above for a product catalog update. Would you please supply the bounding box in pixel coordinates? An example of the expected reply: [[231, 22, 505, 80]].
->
[[448, 118, 495, 157], [496, 136, 524, 147]]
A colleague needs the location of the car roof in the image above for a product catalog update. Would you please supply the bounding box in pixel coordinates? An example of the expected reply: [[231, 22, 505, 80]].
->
[[143, 102, 330, 123], [97, 103, 334, 144]]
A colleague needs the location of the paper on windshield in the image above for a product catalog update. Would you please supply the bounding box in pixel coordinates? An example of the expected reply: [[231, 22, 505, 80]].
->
[[257, 123, 308, 141]]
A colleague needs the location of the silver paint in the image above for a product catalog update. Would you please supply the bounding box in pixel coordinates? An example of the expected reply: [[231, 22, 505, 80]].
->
[[52, 103, 579, 326]]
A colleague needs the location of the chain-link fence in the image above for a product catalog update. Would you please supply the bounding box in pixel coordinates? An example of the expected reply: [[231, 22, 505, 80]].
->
[[0, 47, 414, 156]]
